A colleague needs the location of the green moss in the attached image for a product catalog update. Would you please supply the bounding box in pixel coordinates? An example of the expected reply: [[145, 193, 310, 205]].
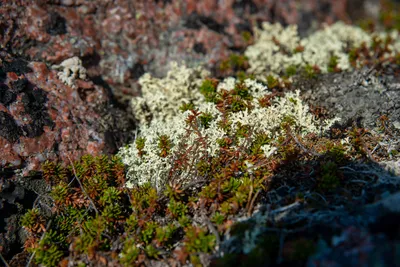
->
[[241, 31, 252, 42], [158, 134, 172, 158], [155, 223, 177, 246], [135, 137, 146, 151], [326, 143, 346, 163], [179, 102, 195, 112], [74, 216, 109, 253], [49, 182, 69, 205], [220, 54, 249, 72], [199, 112, 214, 129], [199, 79, 219, 103], [144, 244, 160, 258], [30, 230, 64, 267], [42, 161, 67, 185], [221, 177, 241, 193], [266, 75, 279, 89], [120, 238, 140, 266], [196, 159, 212, 176], [318, 161, 341, 191], [285, 65, 297, 77], [327, 55, 339, 73], [167, 199, 188, 218], [235, 123, 250, 138], [233, 82, 253, 100], [131, 183, 158, 213], [178, 215, 191, 228], [303, 64, 319, 79], [250, 132, 271, 155], [184, 226, 216, 253], [231, 95, 248, 112], [211, 212, 225, 225], [141, 221, 158, 245], [20, 208, 43, 232]]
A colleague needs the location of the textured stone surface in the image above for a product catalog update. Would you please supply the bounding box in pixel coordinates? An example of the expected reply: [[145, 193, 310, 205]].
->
[[0, 0, 375, 99], [0, 51, 134, 259], [0, 52, 134, 176], [298, 66, 400, 130]]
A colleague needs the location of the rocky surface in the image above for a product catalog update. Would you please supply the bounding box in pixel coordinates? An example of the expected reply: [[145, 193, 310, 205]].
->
[[0, 0, 399, 266], [0, 0, 377, 100], [0, 52, 134, 259], [0, 52, 134, 176], [298, 65, 400, 131]]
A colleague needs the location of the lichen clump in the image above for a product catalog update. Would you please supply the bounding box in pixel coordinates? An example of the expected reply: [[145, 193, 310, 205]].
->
[[245, 21, 400, 81], [52, 56, 87, 88], [19, 18, 400, 267], [118, 63, 339, 190]]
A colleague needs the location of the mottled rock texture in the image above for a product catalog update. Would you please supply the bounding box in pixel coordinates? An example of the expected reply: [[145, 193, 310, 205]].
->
[[0, 51, 134, 258], [0, 0, 374, 99], [0, 52, 134, 176]]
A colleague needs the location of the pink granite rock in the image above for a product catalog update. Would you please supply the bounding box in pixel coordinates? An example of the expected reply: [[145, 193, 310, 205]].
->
[[0, 0, 376, 98], [0, 52, 134, 177]]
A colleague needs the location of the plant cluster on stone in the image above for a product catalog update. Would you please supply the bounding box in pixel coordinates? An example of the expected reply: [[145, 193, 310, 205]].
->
[[13, 15, 400, 267], [244, 21, 400, 84]]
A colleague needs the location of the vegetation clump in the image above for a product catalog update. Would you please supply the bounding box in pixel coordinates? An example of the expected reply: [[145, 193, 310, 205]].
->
[[18, 17, 400, 267]]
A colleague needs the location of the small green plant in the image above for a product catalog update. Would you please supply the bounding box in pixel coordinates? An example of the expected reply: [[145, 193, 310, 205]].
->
[[167, 199, 188, 218], [211, 212, 225, 225], [49, 182, 69, 206], [20, 208, 46, 236], [30, 230, 64, 267], [99, 186, 121, 206], [241, 31, 252, 42], [219, 54, 249, 73], [120, 238, 140, 266], [183, 226, 216, 253], [199, 112, 214, 129], [42, 161, 67, 185], [327, 55, 340, 73], [303, 64, 320, 79], [144, 244, 160, 258], [141, 221, 158, 245], [135, 137, 146, 157], [155, 223, 177, 246], [199, 79, 219, 103], [73, 216, 109, 254], [231, 95, 247, 112], [233, 82, 252, 100], [179, 102, 195, 112], [285, 65, 297, 77], [318, 161, 341, 191], [158, 134, 172, 158], [266, 75, 279, 89]]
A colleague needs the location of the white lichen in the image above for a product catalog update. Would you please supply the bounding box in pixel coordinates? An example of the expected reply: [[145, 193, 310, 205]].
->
[[245, 21, 376, 80], [300, 21, 372, 72], [52, 56, 87, 88], [245, 22, 303, 80], [132, 61, 209, 125], [119, 65, 339, 190]]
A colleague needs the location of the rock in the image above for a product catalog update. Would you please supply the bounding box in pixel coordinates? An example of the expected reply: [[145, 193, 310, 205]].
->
[[0, 52, 134, 177], [0, 0, 375, 98], [0, 52, 134, 259]]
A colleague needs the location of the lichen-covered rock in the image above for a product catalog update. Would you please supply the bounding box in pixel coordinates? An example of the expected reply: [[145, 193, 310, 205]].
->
[[298, 67, 400, 130], [245, 21, 400, 81], [119, 63, 339, 189], [0, 0, 378, 98], [52, 56, 87, 88], [0, 52, 134, 177], [0, 52, 135, 260]]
